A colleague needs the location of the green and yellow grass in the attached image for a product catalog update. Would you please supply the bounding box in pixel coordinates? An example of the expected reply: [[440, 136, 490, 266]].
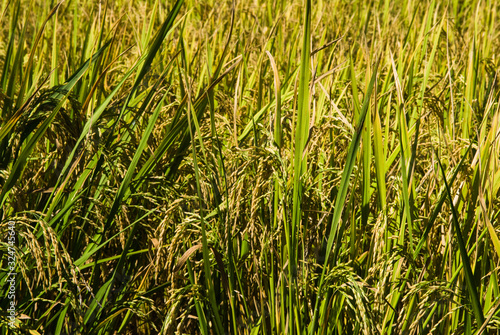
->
[[1, 0, 500, 333]]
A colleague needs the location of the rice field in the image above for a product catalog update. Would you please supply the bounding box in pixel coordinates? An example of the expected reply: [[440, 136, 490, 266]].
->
[[1, 0, 500, 333]]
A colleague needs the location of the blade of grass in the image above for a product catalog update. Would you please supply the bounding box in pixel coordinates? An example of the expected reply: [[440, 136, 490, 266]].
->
[[436, 150, 485, 326], [310, 59, 378, 334]]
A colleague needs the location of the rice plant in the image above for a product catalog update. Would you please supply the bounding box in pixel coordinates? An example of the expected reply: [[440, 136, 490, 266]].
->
[[1, 0, 500, 334]]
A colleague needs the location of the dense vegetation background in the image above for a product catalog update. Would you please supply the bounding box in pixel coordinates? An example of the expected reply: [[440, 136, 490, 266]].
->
[[1, 0, 500, 333]]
